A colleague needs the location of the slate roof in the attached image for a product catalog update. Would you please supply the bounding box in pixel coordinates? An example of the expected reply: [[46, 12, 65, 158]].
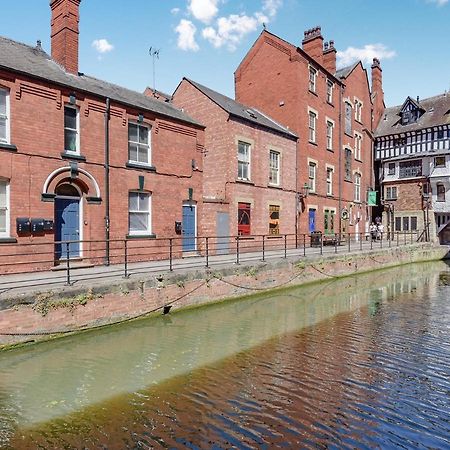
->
[[375, 93, 450, 137], [335, 62, 359, 80], [183, 78, 298, 139], [0, 36, 202, 127]]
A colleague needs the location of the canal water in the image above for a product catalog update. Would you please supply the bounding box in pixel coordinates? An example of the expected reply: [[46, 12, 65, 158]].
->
[[0, 261, 449, 449]]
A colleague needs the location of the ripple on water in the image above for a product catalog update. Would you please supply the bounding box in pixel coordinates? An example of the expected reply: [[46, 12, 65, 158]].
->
[[1, 261, 450, 449]]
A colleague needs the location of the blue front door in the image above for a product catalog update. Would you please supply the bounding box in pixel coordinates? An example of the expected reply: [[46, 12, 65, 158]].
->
[[55, 197, 80, 259], [182, 205, 196, 252], [308, 209, 316, 233]]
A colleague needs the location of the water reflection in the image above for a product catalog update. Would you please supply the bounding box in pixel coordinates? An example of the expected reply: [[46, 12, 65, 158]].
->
[[1, 261, 449, 448]]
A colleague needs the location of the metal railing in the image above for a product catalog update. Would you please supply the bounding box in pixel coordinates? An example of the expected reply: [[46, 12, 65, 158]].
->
[[0, 231, 426, 293]]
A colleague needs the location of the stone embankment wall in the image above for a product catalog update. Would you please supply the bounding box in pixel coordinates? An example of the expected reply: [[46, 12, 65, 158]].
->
[[0, 243, 448, 349]]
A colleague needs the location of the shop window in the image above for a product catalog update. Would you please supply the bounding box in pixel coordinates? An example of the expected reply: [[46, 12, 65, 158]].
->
[[238, 202, 251, 236], [269, 205, 280, 235]]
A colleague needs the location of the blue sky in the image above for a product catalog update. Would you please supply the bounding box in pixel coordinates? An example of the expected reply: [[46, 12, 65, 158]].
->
[[2, 0, 450, 107]]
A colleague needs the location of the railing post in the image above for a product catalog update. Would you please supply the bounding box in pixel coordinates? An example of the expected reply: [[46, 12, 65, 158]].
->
[[284, 234, 287, 258], [360, 232, 363, 251], [236, 237, 240, 265], [303, 234, 306, 257], [262, 235, 265, 261], [397, 232, 399, 247], [169, 238, 173, 272], [348, 233, 351, 252], [370, 233, 373, 250], [65, 242, 71, 286], [410, 232, 413, 244], [380, 232, 383, 248], [335, 233, 338, 253], [124, 239, 129, 278], [388, 232, 391, 248], [404, 231, 407, 246], [320, 233, 323, 255], [205, 237, 209, 268]]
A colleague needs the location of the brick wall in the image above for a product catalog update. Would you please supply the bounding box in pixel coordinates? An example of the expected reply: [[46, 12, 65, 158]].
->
[[172, 79, 297, 239], [235, 31, 376, 236], [0, 69, 204, 272]]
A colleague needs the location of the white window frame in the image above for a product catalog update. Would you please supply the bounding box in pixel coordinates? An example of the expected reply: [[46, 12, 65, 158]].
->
[[64, 104, 80, 154], [326, 80, 334, 104], [345, 101, 352, 135], [128, 122, 152, 166], [128, 191, 152, 235], [0, 179, 10, 238], [309, 66, 317, 93], [354, 132, 363, 161], [354, 97, 363, 122], [308, 108, 317, 143], [386, 186, 397, 200], [269, 149, 280, 186], [326, 118, 334, 150], [326, 166, 333, 196], [237, 141, 251, 181], [308, 161, 316, 193], [0, 88, 10, 145], [354, 173, 361, 202]]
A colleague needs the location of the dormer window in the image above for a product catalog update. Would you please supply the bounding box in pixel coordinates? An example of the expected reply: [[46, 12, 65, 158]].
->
[[399, 97, 424, 126], [401, 110, 414, 125]]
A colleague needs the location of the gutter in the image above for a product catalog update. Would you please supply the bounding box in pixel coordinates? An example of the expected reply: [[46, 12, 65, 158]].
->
[[338, 83, 343, 233]]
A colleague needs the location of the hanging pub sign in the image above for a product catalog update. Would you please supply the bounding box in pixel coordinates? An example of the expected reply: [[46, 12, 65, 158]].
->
[[367, 190, 377, 206]]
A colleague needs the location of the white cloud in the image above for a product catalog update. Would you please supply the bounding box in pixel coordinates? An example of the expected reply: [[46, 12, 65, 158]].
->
[[171, 7, 181, 15], [91, 39, 114, 54], [262, 0, 283, 17], [175, 19, 200, 52], [427, 0, 448, 6], [188, 0, 220, 23], [337, 44, 396, 67], [202, 13, 266, 51]]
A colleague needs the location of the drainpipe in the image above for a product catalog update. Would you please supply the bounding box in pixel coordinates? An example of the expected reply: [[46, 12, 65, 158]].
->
[[338, 84, 343, 234], [105, 98, 111, 265], [295, 137, 299, 247]]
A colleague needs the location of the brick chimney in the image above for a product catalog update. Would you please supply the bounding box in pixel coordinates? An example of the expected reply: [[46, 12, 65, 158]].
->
[[323, 40, 337, 73], [302, 26, 324, 64], [50, 0, 81, 74], [371, 58, 385, 127]]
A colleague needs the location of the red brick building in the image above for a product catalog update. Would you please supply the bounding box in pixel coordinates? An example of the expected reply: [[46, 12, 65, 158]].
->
[[173, 78, 298, 246], [235, 28, 384, 238], [0, 0, 204, 272]]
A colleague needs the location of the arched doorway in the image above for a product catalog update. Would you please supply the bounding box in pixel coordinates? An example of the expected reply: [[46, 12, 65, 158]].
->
[[55, 183, 82, 259]]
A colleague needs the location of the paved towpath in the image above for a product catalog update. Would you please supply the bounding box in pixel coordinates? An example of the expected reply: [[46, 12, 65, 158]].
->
[[0, 238, 418, 301]]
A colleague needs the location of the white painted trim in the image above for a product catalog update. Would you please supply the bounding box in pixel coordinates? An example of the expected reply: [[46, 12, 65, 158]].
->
[[64, 104, 80, 155], [128, 121, 152, 166], [43, 166, 101, 198], [128, 191, 152, 236], [0, 179, 10, 238], [0, 88, 10, 145]]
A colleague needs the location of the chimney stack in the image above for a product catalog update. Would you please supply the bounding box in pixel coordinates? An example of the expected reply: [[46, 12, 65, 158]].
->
[[371, 58, 384, 128], [323, 40, 336, 73], [302, 26, 324, 64], [50, 0, 81, 74]]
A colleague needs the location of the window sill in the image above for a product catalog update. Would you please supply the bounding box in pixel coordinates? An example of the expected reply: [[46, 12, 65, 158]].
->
[[237, 236, 254, 240], [344, 178, 353, 183], [355, 158, 363, 163], [327, 101, 334, 108], [268, 184, 282, 190], [267, 235, 283, 239], [126, 162, 156, 172], [344, 131, 353, 138], [236, 179, 255, 185], [308, 141, 318, 146], [0, 237, 17, 244], [386, 198, 397, 201], [308, 90, 318, 97], [326, 148, 334, 152], [61, 152, 86, 161], [0, 143, 17, 152], [126, 233, 157, 239], [355, 119, 364, 126]]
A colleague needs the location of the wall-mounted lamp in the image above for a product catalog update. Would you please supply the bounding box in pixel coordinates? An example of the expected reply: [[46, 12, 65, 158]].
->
[[69, 93, 76, 105], [137, 113, 144, 123], [299, 183, 310, 199]]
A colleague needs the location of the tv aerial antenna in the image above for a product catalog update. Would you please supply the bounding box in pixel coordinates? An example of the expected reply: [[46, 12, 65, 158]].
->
[[149, 47, 161, 94]]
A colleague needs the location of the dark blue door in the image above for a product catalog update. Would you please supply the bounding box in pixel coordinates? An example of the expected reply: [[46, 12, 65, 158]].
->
[[182, 205, 196, 252], [55, 198, 80, 259], [308, 209, 316, 233]]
